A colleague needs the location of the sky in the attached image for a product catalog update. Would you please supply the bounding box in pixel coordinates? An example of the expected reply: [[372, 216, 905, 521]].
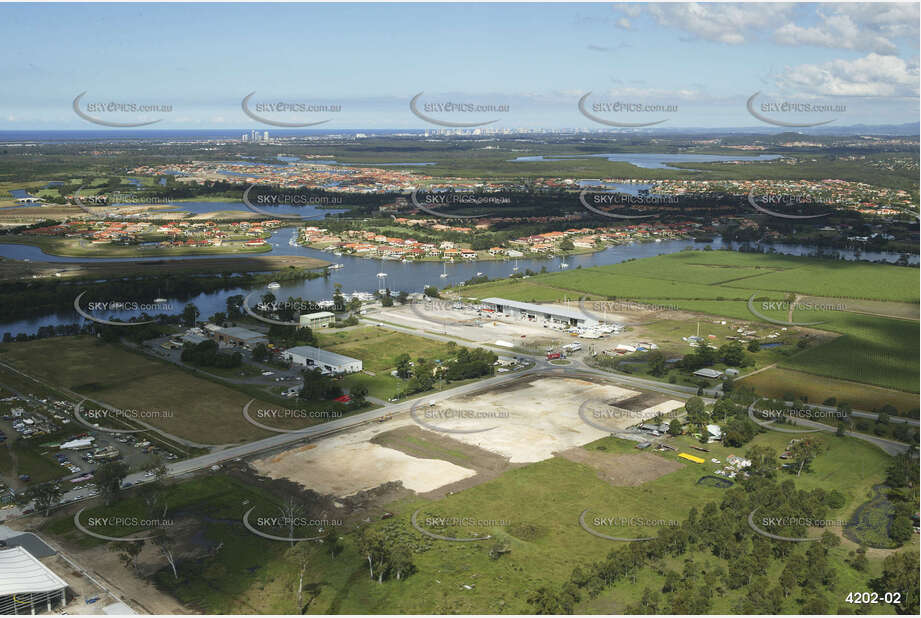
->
[[0, 1, 918, 130]]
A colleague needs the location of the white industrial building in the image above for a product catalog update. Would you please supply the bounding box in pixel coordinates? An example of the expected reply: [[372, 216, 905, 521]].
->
[[0, 546, 68, 615], [479, 297, 598, 327], [283, 346, 362, 374], [299, 311, 335, 329]]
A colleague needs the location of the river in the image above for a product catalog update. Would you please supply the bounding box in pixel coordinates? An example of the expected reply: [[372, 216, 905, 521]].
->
[[0, 230, 915, 336]]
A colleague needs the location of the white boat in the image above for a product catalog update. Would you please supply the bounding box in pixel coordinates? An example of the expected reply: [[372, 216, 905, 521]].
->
[[154, 298, 167, 304], [560, 261, 569, 269], [440, 263, 448, 278], [328, 264, 343, 270], [267, 282, 281, 289], [333, 251, 342, 256], [476, 272, 483, 276], [401, 258, 410, 263], [513, 259, 519, 271]]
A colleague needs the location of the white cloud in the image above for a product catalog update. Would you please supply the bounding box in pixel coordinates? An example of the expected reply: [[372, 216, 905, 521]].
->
[[623, 3, 917, 54], [616, 17, 631, 30], [642, 2, 792, 45], [776, 53, 919, 97], [773, 4, 919, 55]]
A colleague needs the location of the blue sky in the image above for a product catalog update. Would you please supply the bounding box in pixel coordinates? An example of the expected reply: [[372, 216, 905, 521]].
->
[[1, 2, 918, 129]]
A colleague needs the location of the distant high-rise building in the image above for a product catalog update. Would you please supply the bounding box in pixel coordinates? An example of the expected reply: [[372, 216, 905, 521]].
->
[[263, 131, 269, 141], [242, 133, 248, 142]]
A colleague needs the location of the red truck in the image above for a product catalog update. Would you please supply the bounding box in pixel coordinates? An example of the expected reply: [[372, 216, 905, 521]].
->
[[546, 352, 562, 360]]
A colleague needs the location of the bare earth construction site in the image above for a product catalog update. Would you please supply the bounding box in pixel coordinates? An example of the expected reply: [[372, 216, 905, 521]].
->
[[252, 375, 684, 498]]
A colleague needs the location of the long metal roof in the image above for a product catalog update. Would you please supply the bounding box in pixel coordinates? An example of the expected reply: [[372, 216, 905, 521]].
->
[[480, 297, 590, 321], [0, 546, 68, 595], [284, 345, 361, 367]]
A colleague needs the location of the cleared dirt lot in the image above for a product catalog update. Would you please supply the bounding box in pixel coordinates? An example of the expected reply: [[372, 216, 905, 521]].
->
[[251, 421, 477, 497], [254, 376, 685, 498], [419, 375, 665, 463]]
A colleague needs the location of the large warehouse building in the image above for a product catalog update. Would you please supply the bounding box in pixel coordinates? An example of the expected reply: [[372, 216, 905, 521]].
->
[[283, 346, 363, 374], [0, 546, 68, 615], [480, 297, 598, 327]]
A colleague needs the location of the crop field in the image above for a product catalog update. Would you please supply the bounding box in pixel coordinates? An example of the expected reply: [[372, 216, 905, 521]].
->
[[465, 250, 919, 304], [778, 312, 919, 393], [739, 368, 920, 415]]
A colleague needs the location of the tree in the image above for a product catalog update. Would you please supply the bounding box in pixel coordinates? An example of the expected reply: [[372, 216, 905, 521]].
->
[[423, 285, 439, 298], [395, 353, 412, 379], [109, 540, 144, 575], [95, 461, 129, 506], [559, 237, 574, 251], [648, 351, 666, 377], [789, 437, 823, 476], [747, 340, 761, 352], [152, 529, 179, 581], [718, 342, 745, 367], [181, 303, 200, 326], [350, 384, 369, 405], [277, 497, 306, 547], [528, 584, 579, 614], [226, 294, 244, 320], [668, 419, 683, 436], [745, 445, 777, 479], [396, 291, 409, 305], [252, 343, 269, 362], [685, 397, 707, 429], [19, 483, 63, 516]]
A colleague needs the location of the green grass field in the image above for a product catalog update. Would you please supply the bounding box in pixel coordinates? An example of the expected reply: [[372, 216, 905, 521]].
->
[[461, 250, 920, 394], [38, 427, 906, 614], [0, 337, 323, 444], [316, 327, 458, 373]]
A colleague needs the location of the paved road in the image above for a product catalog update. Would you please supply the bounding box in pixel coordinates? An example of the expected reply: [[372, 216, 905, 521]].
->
[[2, 314, 915, 521], [747, 402, 913, 456]]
